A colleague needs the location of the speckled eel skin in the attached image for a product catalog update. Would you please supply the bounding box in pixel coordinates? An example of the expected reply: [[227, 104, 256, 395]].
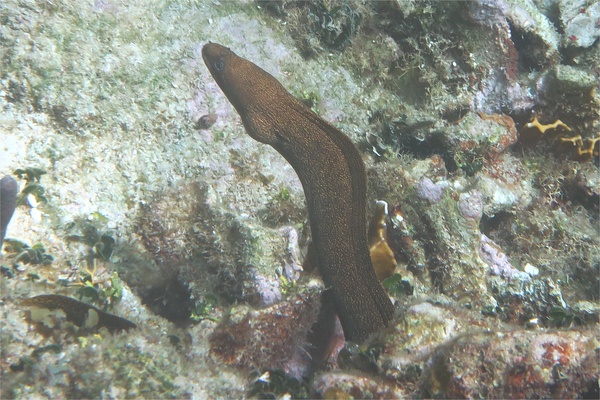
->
[[202, 43, 394, 342]]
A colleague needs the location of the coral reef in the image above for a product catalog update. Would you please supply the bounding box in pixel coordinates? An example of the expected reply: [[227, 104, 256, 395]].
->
[[1, 0, 598, 397], [312, 371, 408, 398], [374, 302, 598, 398]]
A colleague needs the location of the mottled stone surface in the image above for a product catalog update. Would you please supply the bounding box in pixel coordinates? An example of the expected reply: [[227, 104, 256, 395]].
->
[[561, 0, 600, 48], [312, 301, 599, 398], [425, 329, 599, 398], [209, 279, 322, 378], [312, 371, 409, 399]]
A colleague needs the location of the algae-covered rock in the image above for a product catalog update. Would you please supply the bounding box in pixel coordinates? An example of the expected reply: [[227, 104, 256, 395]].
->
[[545, 64, 598, 94], [209, 279, 323, 378], [312, 371, 409, 399], [560, 0, 600, 48], [422, 328, 599, 398], [1, 0, 598, 397], [379, 151, 532, 309]]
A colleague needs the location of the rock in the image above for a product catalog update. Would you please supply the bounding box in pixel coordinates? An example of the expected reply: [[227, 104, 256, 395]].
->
[[545, 64, 598, 94], [312, 371, 409, 399], [561, 1, 600, 48], [376, 302, 599, 398], [209, 280, 322, 378], [422, 328, 599, 398], [503, 0, 560, 68]]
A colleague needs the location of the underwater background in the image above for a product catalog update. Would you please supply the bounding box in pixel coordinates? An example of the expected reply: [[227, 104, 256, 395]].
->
[[1, 0, 598, 398]]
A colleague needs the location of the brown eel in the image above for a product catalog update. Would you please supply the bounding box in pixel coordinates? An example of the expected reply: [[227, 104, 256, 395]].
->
[[202, 43, 394, 343]]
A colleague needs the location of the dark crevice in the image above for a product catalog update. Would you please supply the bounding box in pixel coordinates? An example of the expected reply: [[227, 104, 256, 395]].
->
[[140, 275, 194, 324], [561, 172, 600, 215], [479, 211, 514, 236], [581, 379, 599, 400], [378, 119, 458, 173], [508, 21, 546, 71]]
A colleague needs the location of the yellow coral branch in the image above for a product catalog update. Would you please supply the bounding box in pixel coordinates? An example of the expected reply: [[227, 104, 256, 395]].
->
[[559, 135, 583, 147], [577, 136, 600, 157], [561, 135, 600, 159], [525, 117, 571, 133]]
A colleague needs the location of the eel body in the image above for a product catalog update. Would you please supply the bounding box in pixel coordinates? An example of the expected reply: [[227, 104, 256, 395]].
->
[[202, 43, 394, 342]]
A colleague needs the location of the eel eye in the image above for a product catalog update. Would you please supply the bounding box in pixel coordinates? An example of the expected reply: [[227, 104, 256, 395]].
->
[[213, 59, 225, 71]]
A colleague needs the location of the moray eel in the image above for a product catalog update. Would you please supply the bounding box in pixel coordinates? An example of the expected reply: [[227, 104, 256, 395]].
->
[[202, 43, 394, 342]]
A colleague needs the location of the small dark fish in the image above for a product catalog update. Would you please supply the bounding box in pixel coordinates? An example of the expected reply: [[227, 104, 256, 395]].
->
[[195, 113, 218, 129], [1, 175, 18, 245], [22, 294, 137, 332]]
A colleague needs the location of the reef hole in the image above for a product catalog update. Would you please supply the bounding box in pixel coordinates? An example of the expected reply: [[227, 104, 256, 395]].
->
[[140, 276, 194, 324]]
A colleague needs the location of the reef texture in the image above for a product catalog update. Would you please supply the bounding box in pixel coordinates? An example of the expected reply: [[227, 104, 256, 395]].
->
[[312, 302, 598, 398], [209, 279, 323, 378], [1, 0, 598, 398]]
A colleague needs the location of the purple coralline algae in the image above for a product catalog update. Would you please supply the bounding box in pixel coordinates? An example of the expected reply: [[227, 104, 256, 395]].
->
[[479, 234, 526, 279], [415, 177, 446, 203], [458, 190, 483, 221]]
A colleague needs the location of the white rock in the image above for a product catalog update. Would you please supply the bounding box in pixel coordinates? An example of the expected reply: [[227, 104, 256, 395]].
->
[[524, 263, 540, 276]]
